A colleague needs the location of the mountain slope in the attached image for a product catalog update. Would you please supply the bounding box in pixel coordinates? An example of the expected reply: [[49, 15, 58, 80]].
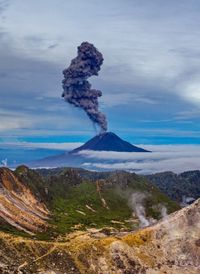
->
[[0, 166, 179, 238], [27, 132, 150, 169], [0, 198, 199, 273], [147, 170, 200, 203], [70, 132, 150, 153], [0, 167, 49, 235]]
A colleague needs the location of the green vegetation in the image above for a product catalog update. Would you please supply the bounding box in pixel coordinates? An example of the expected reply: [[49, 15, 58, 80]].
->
[[2, 166, 180, 240], [39, 170, 179, 238], [15, 165, 47, 201], [147, 171, 200, 202], [49, 182, 133, 235]]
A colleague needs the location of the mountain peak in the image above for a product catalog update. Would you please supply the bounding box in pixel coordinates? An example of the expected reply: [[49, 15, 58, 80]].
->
[[70, 131, 150, 153]]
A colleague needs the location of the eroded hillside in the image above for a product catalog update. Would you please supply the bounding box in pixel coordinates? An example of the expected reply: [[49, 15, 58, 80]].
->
[[9, 166, 180, 238], [0, 166, 180, 238], [0, 167, 49, 235], [1, 166, 198, 273], [0, 198, 199, 273]]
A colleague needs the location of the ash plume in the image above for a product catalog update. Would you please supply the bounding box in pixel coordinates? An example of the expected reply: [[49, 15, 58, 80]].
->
[[62, 42, 108, 132]]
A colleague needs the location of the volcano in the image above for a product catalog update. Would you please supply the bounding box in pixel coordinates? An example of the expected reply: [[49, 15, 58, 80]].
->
[[70, 132, 150, 153], [27, 132, 150, 169]]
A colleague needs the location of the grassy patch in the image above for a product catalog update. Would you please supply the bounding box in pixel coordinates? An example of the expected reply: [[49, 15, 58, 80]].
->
[[48, 182, 133, 236]]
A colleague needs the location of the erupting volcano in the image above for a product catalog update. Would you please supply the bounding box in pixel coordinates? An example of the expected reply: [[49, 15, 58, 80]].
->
[[28, 131, 150, 169], [61, 42, 149, 154], [70, 132, 150, 153]]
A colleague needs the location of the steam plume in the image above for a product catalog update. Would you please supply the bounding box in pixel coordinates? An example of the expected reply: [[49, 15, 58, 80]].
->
[[160, 205, 168, 219], [129, 192, 150, 227], [62, 42, 107, 132]]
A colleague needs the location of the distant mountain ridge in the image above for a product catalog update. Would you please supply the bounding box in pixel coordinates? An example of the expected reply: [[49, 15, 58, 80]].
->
[[36, 167, 200, 205], [70, 131, 150, 153], [147, 170, 200, 203]]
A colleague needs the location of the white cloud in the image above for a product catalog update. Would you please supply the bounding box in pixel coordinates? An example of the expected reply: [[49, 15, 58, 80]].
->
[[83, 157, 200, 174], [3, 0, 200, 106], [78, 145, 200, 161], [102, 93, 156, 107], [1, 0, 200, 138], [79, 145, 200, 174], [0, 109, 33, 131], [178, 77, 200, 105], [0, 119, 27, 131], [0, 141, 82, 150]]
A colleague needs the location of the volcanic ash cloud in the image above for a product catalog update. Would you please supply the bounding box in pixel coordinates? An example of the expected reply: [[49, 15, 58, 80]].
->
[[62, 42, 108, 132]]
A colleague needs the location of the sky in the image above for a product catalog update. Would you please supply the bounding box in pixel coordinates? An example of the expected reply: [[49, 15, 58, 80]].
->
[[1, 0, 200, 146]]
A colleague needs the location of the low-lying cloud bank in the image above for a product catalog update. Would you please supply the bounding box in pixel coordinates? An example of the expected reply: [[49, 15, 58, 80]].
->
[[79, 145, 200, 174], [1, 143, 200, 174]]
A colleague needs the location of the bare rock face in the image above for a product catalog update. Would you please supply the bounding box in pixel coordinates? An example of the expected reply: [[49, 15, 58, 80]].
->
[[0, 198, 199, 273], [0, 167, 49, 234], [100, 198, 200, 274], [65, 199, 200, 273]]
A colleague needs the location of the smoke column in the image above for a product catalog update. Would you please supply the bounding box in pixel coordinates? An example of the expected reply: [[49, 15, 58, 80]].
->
[[62, 42, 108, 132]]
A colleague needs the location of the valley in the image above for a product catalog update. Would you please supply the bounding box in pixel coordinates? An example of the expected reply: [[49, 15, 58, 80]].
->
[[0, 166, 199, 273]]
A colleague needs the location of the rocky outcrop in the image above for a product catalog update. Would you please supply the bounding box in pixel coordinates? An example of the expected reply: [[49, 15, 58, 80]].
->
[[0, 198, 199, 273], [0, 168, 49, 234]]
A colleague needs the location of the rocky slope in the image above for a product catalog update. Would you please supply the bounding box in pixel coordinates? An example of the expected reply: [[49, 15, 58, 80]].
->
[[0, 166, 179, 236], [0, 166, 199, 273], [0, 167, 49, 235], [27, 167, 180, 237], [0, 198, 199, 273]]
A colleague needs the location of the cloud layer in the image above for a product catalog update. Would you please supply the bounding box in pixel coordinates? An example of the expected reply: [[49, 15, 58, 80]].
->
[[79, 145, 200, 174]]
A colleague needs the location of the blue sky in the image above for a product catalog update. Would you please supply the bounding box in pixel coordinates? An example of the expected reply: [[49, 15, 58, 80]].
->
[[1, 0, 200, 145]]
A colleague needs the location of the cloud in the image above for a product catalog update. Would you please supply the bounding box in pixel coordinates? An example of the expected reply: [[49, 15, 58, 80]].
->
[[119, 128, 200, 138], [1, 0, 200, 139], [0, 108, 34, 131], [0, 0, 10, 15], [83, 157, 200, 174], [0, 141, 82, 150], [102, 93, 157, 107], [79, 145, 200, 174], [0, 118, 30, 131], [175, 109, 200, 120], [0, 100, 92, 136], [48, 43, 58, 49], [178, 77, 200, 105]]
